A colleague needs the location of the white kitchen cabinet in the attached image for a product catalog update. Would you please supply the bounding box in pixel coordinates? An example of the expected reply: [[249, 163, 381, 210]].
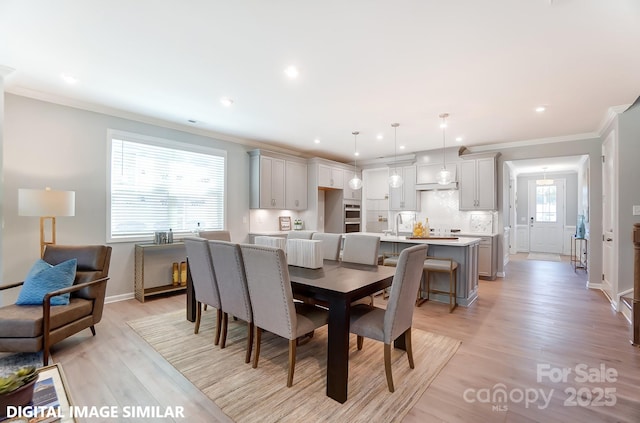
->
[[285, 161, 308, 210], [318, 164, 344, 189], [459, 157, 496, 210], [389, 166, 419, 211], [343, 169, 362, 200]]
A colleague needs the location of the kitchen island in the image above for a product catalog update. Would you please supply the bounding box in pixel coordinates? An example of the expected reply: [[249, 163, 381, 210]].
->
[[357, 232, 481, 307]]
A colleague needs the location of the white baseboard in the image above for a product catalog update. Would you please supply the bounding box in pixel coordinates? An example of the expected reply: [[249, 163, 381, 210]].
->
[[621, 303, 633, 324], [587, 282, 603, 290], [105, 292, 135, 304], [497, 271, 505, 277]]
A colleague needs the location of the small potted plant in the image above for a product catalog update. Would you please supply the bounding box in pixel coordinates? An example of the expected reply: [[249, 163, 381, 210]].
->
[[0, 367, 38, 418], [294, 219, 303, 230]]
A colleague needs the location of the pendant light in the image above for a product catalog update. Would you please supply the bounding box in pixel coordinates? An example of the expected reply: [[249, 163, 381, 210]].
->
[[348, 131, 363, 190], [536, 166, 554, 185], [388, 123, 403, 188], [436, 113, 453, 185]]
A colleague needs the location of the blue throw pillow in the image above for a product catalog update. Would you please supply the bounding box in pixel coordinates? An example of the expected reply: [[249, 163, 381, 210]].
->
[[16, 259, 77, 306]]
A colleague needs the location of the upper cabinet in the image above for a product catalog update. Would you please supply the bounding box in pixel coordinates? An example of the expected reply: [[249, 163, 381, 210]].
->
[[459, 156, 497, 210], [389, 166, 419, 211], [343, 169, 362, 201], [285, 160, 308, 210], [317, 164, 344, 189], [249, 150, 307, 210]]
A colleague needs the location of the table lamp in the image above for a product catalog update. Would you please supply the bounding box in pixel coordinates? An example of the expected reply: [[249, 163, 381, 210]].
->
[[18, 187, 76, 257]]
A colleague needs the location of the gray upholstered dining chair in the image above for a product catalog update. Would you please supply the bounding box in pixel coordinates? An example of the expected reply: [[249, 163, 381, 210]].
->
[[197, 230, 231, 241], [349, 243, 428, 392], [240, 244, 329, 387], [342, 234, 380, 265], [183, 237, 221, 344], [208, 240, 254, 363], [287, 230, 315, 240], [342, 234, 381, 305], [311, 232, 342, 261]]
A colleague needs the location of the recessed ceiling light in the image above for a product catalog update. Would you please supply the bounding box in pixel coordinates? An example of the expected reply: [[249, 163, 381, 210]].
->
[[376, 134, 384, 140], [284, 66, 299, 79], [399, 145, 405, 150], [220, 97, 234, 107], [455, 136, 463, 142], [314, 138, 320, 144], [60, 73, 78, 84], [535, 106, 546, 113], [354, 152, 360, 156]]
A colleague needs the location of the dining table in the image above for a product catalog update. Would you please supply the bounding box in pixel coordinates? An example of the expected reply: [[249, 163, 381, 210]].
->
[[288, 260, 396, 403]]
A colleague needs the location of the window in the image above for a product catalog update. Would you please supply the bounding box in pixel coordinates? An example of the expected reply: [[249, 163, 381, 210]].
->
[[108, 130, 226, 241], [535, 185, 557, 222]]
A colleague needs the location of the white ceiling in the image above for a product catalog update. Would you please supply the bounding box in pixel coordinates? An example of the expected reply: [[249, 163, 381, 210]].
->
[[1, 1, 639, 163]]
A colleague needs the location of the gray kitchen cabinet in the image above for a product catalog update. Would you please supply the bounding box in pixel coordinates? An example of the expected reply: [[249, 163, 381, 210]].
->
[[343, 168, 362, 200], [285, 160, 308, 210], [249, 150, 306, 210], [389, 166, 419, 211], [318, 164, 344, 189], [459, 157, 496, 210], [477, 235, 497, 279]]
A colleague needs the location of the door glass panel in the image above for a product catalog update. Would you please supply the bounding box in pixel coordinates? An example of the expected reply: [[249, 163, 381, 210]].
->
[[535, 186, 557, 222]]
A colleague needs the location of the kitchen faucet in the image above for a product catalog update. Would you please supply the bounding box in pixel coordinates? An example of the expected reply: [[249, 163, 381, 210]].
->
[[394, 212, 404, 237]]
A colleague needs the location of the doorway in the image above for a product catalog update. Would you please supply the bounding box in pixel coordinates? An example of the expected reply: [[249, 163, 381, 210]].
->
[[528, 178, 566, 254], [601, 131, 616, 301]]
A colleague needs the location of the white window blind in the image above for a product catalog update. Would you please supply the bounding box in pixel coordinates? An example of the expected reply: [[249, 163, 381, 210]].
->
[[108, 131, 225, 241]]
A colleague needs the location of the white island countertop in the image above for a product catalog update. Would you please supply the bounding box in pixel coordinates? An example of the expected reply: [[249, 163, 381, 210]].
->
[[355, 232, 481, 246]]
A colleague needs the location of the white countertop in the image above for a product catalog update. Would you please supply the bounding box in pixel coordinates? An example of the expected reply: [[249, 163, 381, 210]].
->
[[356, 232, 481, 246]]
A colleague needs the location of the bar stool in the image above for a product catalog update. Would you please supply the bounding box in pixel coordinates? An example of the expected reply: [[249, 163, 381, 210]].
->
[[423, 257, 458, 312]]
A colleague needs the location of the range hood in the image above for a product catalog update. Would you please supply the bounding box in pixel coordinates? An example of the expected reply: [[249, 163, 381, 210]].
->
[[415, 163, 458, 191], [415, 181, 458, 191]]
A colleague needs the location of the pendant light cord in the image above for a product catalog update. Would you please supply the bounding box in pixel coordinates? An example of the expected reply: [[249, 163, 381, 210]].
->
[[440, 113, 449, 170]]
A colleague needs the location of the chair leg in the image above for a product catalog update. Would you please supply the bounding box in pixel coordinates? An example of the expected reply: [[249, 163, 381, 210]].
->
[[384, 343, 394, 392], [220, 312, 229, 348], [43, 348, 49, 366], [287, 339, 297, 387], [405, 328, 414, 369], [253, 327, 262, 369], [214, 309, 222, 345], [245, 322, 254, 364], [416, 271, 427, 307], [90, 325, 96, 336], [194, 301, 202, 334], [449, 269, 458, 313], [357, 335, 364, 350]]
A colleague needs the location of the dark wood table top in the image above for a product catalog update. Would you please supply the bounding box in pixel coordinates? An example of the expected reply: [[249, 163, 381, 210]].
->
[[288, 260, 396, 300]]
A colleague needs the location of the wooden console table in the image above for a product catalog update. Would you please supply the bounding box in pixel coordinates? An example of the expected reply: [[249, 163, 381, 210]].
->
[[134, 242, 187, 302]]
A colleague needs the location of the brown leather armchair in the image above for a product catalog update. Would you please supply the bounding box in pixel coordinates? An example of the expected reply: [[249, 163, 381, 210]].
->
[[0, 245, 112, 365]]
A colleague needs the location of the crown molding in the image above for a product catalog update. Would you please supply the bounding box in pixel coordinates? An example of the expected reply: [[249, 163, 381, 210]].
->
[[464, 132, 600, 153], [597, 104, 629, 136]]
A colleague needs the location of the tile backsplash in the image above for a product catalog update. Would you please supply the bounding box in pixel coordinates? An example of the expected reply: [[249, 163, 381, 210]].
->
[[416, 190, 497, 234]]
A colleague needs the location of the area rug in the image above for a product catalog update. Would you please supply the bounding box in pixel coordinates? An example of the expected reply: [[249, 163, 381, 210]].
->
[[0, 351, 43, 376], [128, 310, 461, 423], [527, 252, 561, 262]]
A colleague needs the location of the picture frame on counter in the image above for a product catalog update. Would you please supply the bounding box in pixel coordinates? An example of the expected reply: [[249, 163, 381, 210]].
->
[[279, 216, 291, 231]]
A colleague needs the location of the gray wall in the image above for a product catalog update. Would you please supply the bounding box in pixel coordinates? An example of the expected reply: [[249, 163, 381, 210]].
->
[[613, 104, 640, 293], [515, 172, 578, 226], [2, 94, 252, 301]]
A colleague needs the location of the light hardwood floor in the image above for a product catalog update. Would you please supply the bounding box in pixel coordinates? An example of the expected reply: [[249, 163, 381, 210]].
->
[[50, 254, 639, 422]]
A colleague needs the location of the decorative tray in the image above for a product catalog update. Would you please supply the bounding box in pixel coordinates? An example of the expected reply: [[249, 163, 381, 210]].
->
[[407, 237, 459, 240]]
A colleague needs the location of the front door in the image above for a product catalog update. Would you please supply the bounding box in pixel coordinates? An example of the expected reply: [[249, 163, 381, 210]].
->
[[528, 178, 565, 254]]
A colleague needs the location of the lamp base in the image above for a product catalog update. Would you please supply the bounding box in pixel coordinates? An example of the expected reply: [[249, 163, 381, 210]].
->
[[40, 216, 56, 258]]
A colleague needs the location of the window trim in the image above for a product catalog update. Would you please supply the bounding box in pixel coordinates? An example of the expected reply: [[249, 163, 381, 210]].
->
[[106, 129, 227, 243]]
